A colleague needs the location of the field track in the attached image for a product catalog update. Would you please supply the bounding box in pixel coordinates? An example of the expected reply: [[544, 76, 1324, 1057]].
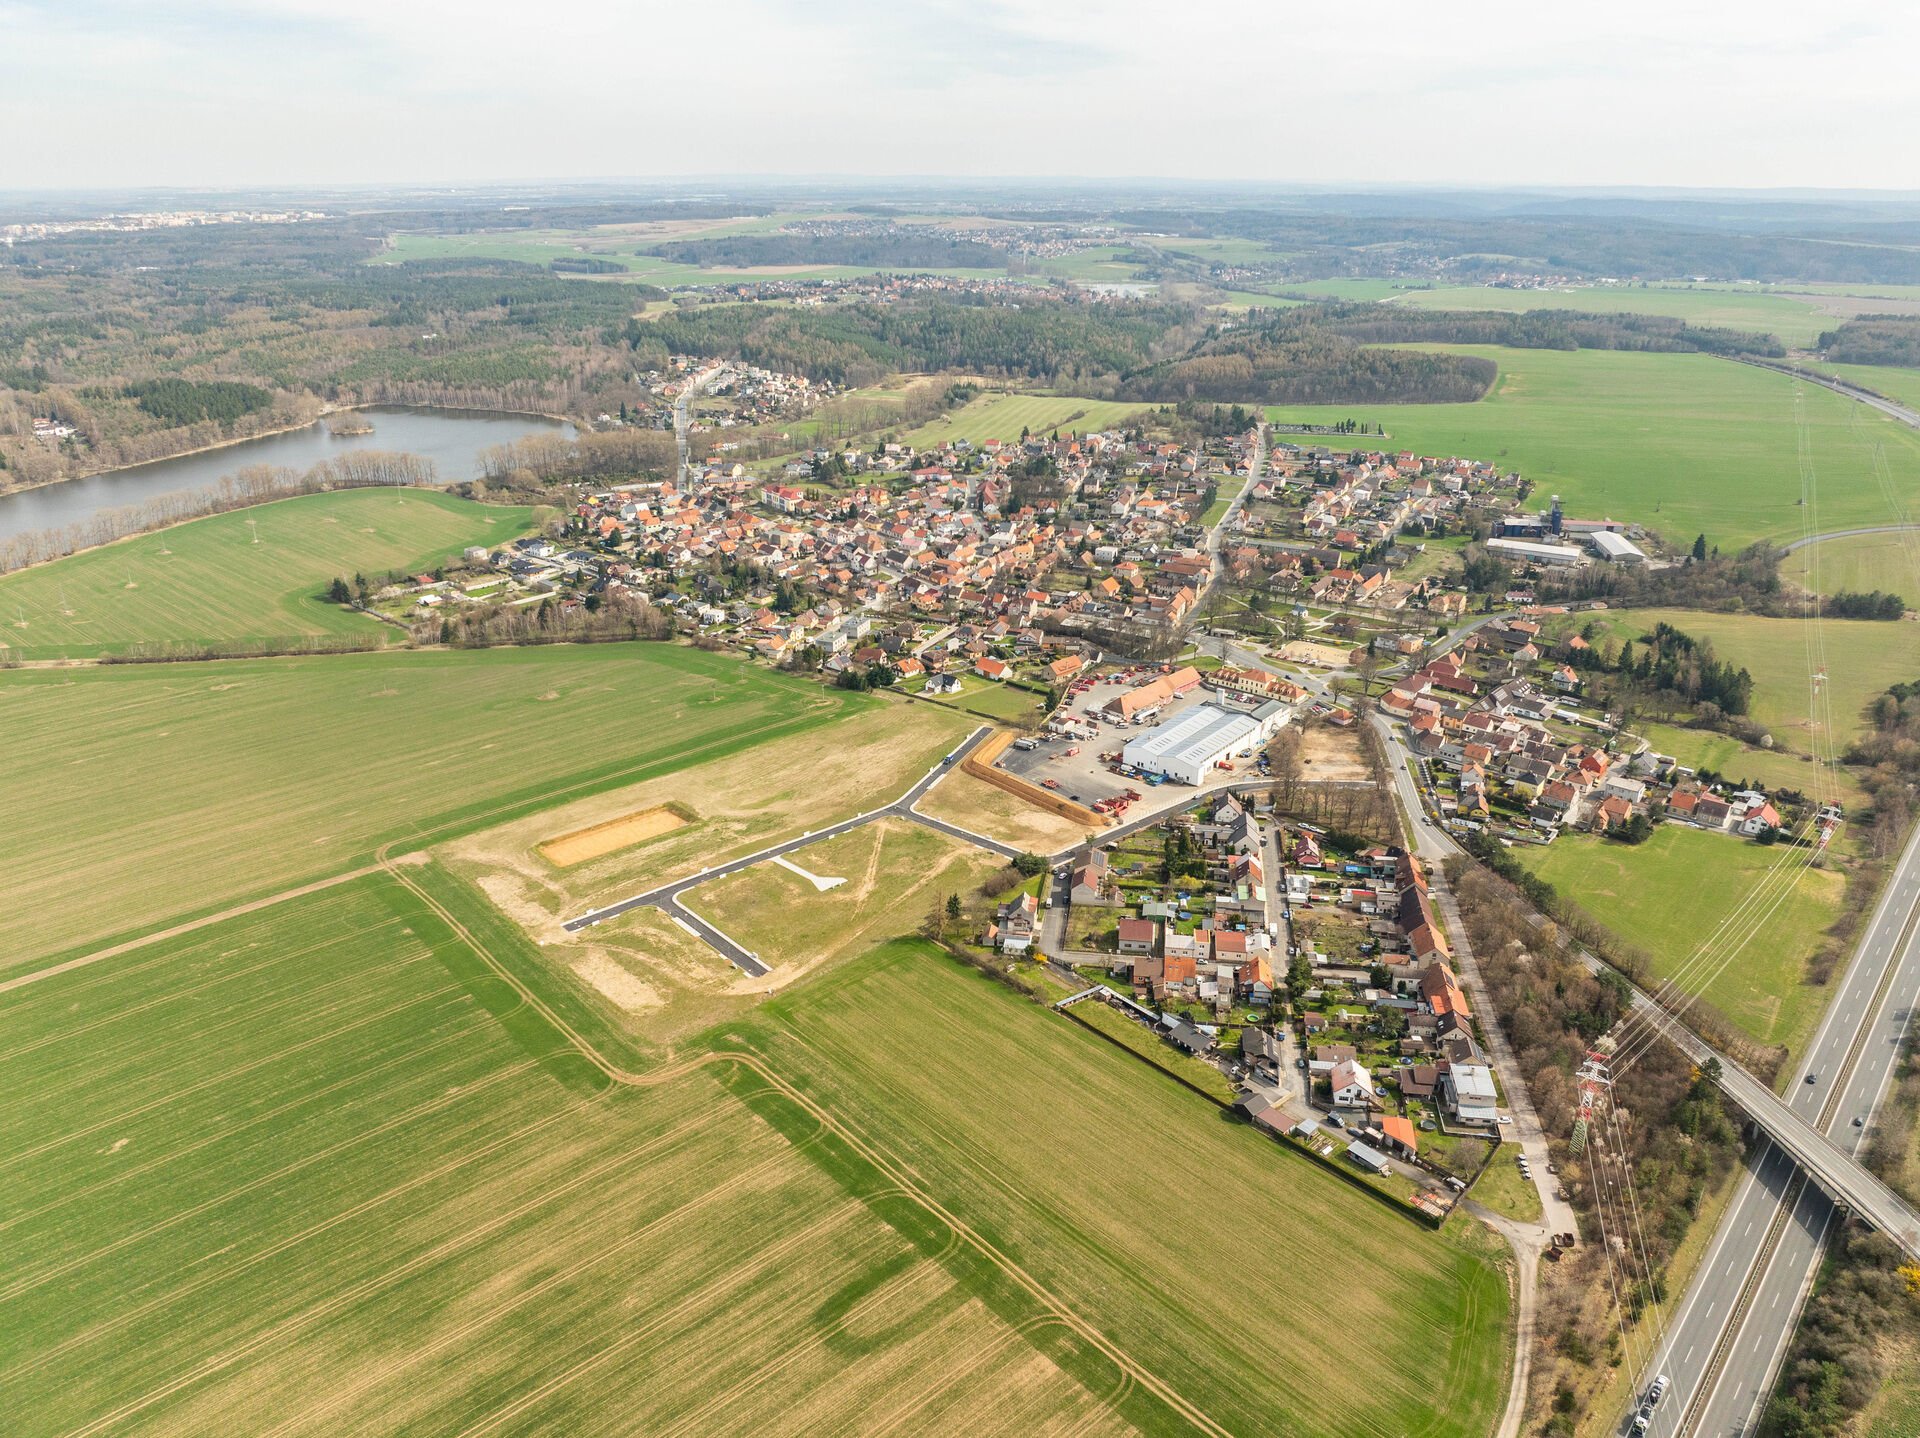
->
[[379, 853, 1233, 1437]]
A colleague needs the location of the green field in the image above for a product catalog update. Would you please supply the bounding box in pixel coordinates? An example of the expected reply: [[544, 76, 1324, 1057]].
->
[[1807, 360, 1920, 415], [901, 392, 1154, 448], [0, 643, 861, 973], [1268, 346, 1920, 549], [1389, 283, 1832, 348], [720, 940, 1514, 1437], [943, 674, 1051, 724], [1571, 607, 1920, 753], [0, 488, 533, 660], [1519, 825, 1843, 1056], [1781, 528, 1920, 608], [0, 873, 1146, 1437]]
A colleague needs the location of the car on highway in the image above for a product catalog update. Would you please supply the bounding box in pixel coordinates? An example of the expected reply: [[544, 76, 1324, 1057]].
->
[[1806, 1072, 1819, 1084], [1630, 1408, 1651, 1435]]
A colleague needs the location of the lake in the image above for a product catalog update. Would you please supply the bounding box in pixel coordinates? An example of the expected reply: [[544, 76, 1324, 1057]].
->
[[0, 407, 573, 543]]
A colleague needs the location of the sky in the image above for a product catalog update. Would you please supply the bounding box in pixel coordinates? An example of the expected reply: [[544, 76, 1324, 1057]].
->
[[4, 0, 1918, 192]]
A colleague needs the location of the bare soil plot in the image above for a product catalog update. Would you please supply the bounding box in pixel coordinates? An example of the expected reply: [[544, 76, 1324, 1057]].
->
[[538, 804, 689, 867], [1299, 722, 1373, 781], [1280, 639, 1355, 668], [915, 768, 1096, 853]]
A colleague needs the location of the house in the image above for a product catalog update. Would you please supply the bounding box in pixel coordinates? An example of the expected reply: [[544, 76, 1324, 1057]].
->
[[1419, 963, 1471, 1022], [923, 673, 963, 695], [1309, 1043, 1359, 1074], [1397, 1063, 1440, 1100], [1739, 801, 1783, 837], [1379, 1114, 1420, 1159], [1116, 918, 1160, 955], [1070, 850, 1114, 906], [1442, 1063, 1499, 1124], [991, 892, 1039, 954], [974, 656, 1010, 681], [1164, 1019, 1216, 1056], [1328, 1057, 1377, 1110]]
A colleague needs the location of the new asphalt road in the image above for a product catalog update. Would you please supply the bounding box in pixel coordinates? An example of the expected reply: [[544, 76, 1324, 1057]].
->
[[561, 726, 1017, 974]]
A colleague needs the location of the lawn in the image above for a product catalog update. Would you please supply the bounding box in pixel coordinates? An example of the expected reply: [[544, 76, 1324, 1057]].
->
[[0, 642, 864, 974], [0, 872, 1131, 1437], [901, 391, 1153, 448], [0, 488, 534, 660], [1519, 825, 1844, 1057], [1266, 346, 1920, 550], [943, 674, 1051, 725], [1058, 996, 1239, 1103], [1781, 529, 1920, 609], [719, 940, 1514, 1438], [1568, 606, 1920, 754], [1471, 1154, 1545, 1225], [1390, 283, 1832, 348]]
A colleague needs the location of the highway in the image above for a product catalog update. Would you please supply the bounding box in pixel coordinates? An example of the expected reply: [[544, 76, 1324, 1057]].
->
[[1645, 811, 1920, 1437], [1727, 355, 1920, 431]]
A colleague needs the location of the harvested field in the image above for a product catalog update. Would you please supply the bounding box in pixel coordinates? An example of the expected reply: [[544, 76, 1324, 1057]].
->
[[915, 767, 1095, 852], [539, 804, 689, 867], [0, 874, 1133, 1437]]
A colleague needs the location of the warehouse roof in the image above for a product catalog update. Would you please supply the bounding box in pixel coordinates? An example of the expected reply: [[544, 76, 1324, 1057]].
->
[[1124, 703, 1262, 772]]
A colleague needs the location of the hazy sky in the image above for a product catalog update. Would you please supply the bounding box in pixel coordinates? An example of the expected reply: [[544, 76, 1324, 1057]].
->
[[5, 0, 1917, 191]]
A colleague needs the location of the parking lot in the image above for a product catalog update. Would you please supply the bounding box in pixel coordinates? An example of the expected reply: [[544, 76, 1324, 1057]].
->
[[992, 671, 1266, 812]]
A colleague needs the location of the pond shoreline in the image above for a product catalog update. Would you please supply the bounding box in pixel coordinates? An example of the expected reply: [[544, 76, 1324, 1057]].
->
[[0, 401, 583, 503]]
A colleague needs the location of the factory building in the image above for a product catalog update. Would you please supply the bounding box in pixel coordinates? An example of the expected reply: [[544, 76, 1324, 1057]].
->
[[1588, 530, 1648, 564], [1485, 537, 1587, 567], [1122, 701, 1289, 785]]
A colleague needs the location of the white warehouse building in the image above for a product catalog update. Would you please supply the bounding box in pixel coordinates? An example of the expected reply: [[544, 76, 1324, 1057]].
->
[[1122, 701, 1288, 785], [1588, 530, 1648, 565]]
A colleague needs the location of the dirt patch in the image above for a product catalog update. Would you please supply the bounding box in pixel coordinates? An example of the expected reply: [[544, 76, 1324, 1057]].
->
[[572, 953, 664, 1012], [539, 804, 690, 868], [916, 769, 1094, 853], [1279, 640, 1354, 669], [1299, 723, 1372, 781]]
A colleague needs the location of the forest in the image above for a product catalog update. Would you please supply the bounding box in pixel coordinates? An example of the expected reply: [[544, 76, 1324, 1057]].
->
[[626, 295, 1202, 390], [1316, 303, 1785, 357], [1816, 315, 1920, 368]]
